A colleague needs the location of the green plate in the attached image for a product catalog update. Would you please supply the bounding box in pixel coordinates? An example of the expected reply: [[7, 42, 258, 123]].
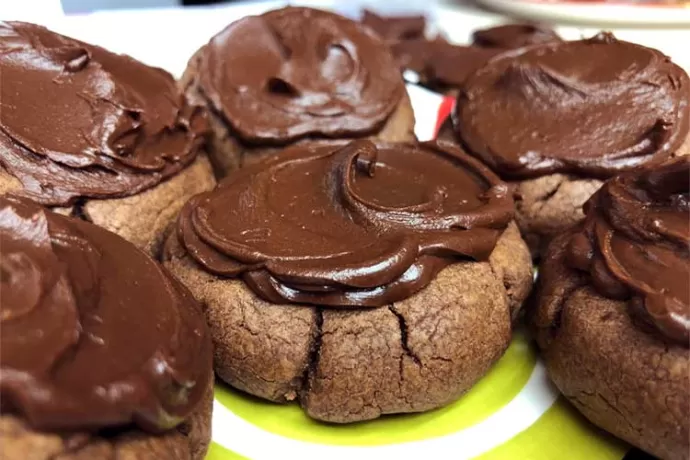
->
[[205, 331, 627, 459]]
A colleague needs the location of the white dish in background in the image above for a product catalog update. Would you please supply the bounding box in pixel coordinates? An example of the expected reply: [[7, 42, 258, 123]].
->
[[433, 2, 690, 71], [475, 0, 690, 26]]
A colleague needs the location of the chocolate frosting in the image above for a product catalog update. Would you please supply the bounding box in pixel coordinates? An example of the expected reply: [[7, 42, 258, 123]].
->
[[566, 156, 690, 346], [358, 10, 500, 93], [0, 196, 212, 432], [454, 33, 690, 179], [361, 9, 426, 41], [472, 24, 560, 49], [0, 22, 206, 207], [393, 38, 499, 91], [194, 7, 404, 144], [172, 140, 513, 307]]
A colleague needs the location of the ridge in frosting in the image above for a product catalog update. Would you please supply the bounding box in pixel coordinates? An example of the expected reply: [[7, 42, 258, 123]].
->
[[455, 32, 690, 179], [566, 156, 690, 346], [0, 21, 207, 207], [193, 7, 404, 144], [0, 196, 212, 432], [171, 140, 514, 307]]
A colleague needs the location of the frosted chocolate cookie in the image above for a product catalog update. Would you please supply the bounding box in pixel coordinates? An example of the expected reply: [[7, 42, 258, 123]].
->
[[359, 9, 492, 95], [164, 139, 533, 423], [0, 22, 216, 256], [439, 33, 690, 256], [182, 7, 416, 176], [366, 15, 559, 95], [530, 156, 689, 460], [0, 196, 213, 460]]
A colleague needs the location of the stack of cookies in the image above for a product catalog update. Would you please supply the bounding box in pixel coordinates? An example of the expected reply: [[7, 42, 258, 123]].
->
[[0, 21, 215, 460], [1, 7, 687, 460]]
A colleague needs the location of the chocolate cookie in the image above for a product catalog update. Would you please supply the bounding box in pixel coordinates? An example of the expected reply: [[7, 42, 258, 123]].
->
[[0, 22, 216, 256], [181, 7, 416, 176], [164, 140, 533, 423], [374, 17, 559, 95], [440, 33, 690, 256], [529, 157, 689, 460], [0, 197, 214, 460]]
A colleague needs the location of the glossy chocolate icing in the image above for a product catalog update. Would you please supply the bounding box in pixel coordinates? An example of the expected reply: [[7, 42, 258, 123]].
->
[[455, 33, 690, 179], [194, 7, 404, 144], [566, 156, 689, 345], [472, 24, 560, 49], [361, 9, 426, 41], [0, 22, 206, 207], [172, 140, 513, 307], [0, 197, 212, 432]]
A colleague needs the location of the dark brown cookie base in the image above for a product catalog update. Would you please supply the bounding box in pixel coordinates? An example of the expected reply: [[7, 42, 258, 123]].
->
[[0, 154, 216, 257], [530, 234, 690, 460], [164, 222, 532, 423], [0, 378, 214, 460], [437, 118, 690, 258], [181, 48, 417, 177]]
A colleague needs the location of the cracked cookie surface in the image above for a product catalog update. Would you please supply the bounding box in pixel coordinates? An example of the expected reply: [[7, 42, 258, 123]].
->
[[165, 222, 532, 423]]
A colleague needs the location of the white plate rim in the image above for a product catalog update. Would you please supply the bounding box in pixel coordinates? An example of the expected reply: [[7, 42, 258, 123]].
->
[[475, 0, 690, 26]]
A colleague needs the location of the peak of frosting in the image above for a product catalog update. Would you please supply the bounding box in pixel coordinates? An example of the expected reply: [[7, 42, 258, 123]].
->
[[193, 7, 404, 144], [0, 21, 206, 207], [171, 140, 513, 307], [454, 33, 690, 179], [0, 196, 212, 432], [567, 156, 690, 345]]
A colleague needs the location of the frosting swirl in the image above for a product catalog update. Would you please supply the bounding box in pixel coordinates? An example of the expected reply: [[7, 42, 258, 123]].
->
[[171, 140, 513, 307], [472, 24, 560, 49], [0, 197, 212, 432], [0, 22, 207, 207], [193, 7, 404, 144], [566, 156, 690, 346], [454, 33, 690, 179]]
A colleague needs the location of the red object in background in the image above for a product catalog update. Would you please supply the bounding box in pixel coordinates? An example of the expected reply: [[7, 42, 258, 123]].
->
[[435, 96, 455, 137]]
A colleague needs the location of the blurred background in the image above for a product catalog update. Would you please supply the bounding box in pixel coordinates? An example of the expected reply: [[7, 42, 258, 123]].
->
[[3, 0, 683, 76], [54, 0, 690, 15]]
